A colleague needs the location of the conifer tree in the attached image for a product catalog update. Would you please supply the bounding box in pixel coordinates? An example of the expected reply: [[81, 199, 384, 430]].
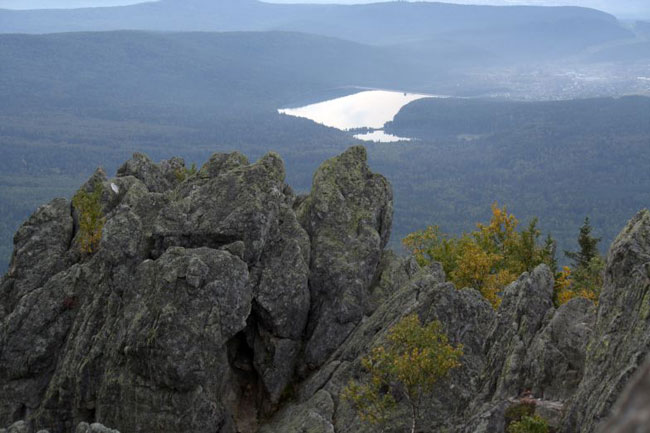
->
[[555, 217, 604, 305], [564, 217, 601, 270]]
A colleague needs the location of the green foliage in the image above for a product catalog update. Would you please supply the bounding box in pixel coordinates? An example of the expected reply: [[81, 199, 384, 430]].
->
[[72, 182, 105, 254], [507, 415, 550, 433], [174, 162, 198, 182], [342, 314, 463, 433], [504, 401, 536, 427], [403, 203, 556, 308], [572, 256, 605, 295], [555, 217, 605, 305], [505, 400, 549, 433], [384, 95, 650, 265], [341, 379, 396, 426], [564, 217, 601, 270], [1, 34, 650, 279]]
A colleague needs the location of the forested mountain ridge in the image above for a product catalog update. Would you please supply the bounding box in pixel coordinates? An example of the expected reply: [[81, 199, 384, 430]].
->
[[1, 30, 650, 272], [0, 0, 634, 61], [381, 95, 650, 261], [0, 30, 395, 271], [0, 31, 428, 112], [0, 32, 649, 274]]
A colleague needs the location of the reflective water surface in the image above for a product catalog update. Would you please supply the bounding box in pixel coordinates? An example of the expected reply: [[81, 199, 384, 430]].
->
[[278, 89, 440, 141], [352, 130, 413, 143]]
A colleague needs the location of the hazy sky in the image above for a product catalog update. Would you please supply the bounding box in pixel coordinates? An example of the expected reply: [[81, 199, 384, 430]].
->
[[0, 0, 648, 19]]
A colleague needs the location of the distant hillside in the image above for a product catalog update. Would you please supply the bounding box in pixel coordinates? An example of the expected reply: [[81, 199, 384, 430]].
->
[[0, 0, 634, 61], [0, 30, 440, 113], [382, 96, 650, 257], [0, 30, 386, 270], [586, 40, 650, 62], [0, 30, 648, 273]]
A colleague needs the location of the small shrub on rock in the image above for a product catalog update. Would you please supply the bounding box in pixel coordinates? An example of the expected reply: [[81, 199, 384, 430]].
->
[[505, 401, 536, 427], [507, 415, 550, 433], [342, 314, 463, 433], [72, 182, 105, 254]]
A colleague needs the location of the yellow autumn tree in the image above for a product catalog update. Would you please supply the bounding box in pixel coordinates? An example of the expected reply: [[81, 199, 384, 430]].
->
[[403, 203, 556, 308], [553, 260, 602, 306], [342, 314, 463, 433]]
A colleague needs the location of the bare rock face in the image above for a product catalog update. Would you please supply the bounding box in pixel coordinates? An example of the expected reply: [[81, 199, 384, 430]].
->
[[297, 146, 393, 371], [525, 297, 596, 402], [2, 146, 650, 433], [481, 265, 556, 401], [561, 210, 650, 433], [0, 147, 391, 433], [2, 198, 74, 309]]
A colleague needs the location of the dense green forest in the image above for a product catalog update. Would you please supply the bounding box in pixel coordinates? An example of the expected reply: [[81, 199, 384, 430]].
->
[[4, 95, 650, 271], [1, 31, 649, 271], [382, 96, 650, 259]]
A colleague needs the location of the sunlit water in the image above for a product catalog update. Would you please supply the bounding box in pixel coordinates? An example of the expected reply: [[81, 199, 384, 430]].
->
[[352, 130, 413, 143], [278, 89, 439, 142]]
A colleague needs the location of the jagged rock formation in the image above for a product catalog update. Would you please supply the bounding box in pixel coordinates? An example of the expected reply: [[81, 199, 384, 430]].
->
[[1, 147, 649, 433], [561, 209, 650, 432], [0, 146, 390, 433], [296, 146, 392, 372]]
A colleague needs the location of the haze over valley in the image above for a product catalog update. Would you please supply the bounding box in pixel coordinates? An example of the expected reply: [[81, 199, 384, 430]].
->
[[3, 1, 650, 432], [1, 0, 650, 272]]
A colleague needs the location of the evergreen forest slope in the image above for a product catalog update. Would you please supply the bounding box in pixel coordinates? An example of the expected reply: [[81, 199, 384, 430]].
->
[[1, 31, 650, 272]]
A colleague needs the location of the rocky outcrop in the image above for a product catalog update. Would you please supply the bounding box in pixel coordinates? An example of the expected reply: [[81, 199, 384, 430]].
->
[[297, 146, 393, 371], [0, 146, 393, 433], [561, 209, 650, 433], [2, 198, 74, 311], [258, 209, 650, 433], [481, 266, 556, 401], [1, 146, 650, 433]]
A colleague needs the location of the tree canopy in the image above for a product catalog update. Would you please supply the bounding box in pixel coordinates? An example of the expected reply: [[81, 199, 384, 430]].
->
[[342, 314, 463, 433], [403, 203, 555, 307]]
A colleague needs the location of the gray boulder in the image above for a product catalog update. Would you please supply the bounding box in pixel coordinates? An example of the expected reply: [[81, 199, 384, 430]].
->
[[116, 152, 173, 193], [3, 197, 73, 306], [525, 297, 596, 401], [480, 265, 556, 401]]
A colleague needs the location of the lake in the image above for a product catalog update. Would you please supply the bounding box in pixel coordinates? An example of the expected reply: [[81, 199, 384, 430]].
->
[[278, 89, 439, 142]]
